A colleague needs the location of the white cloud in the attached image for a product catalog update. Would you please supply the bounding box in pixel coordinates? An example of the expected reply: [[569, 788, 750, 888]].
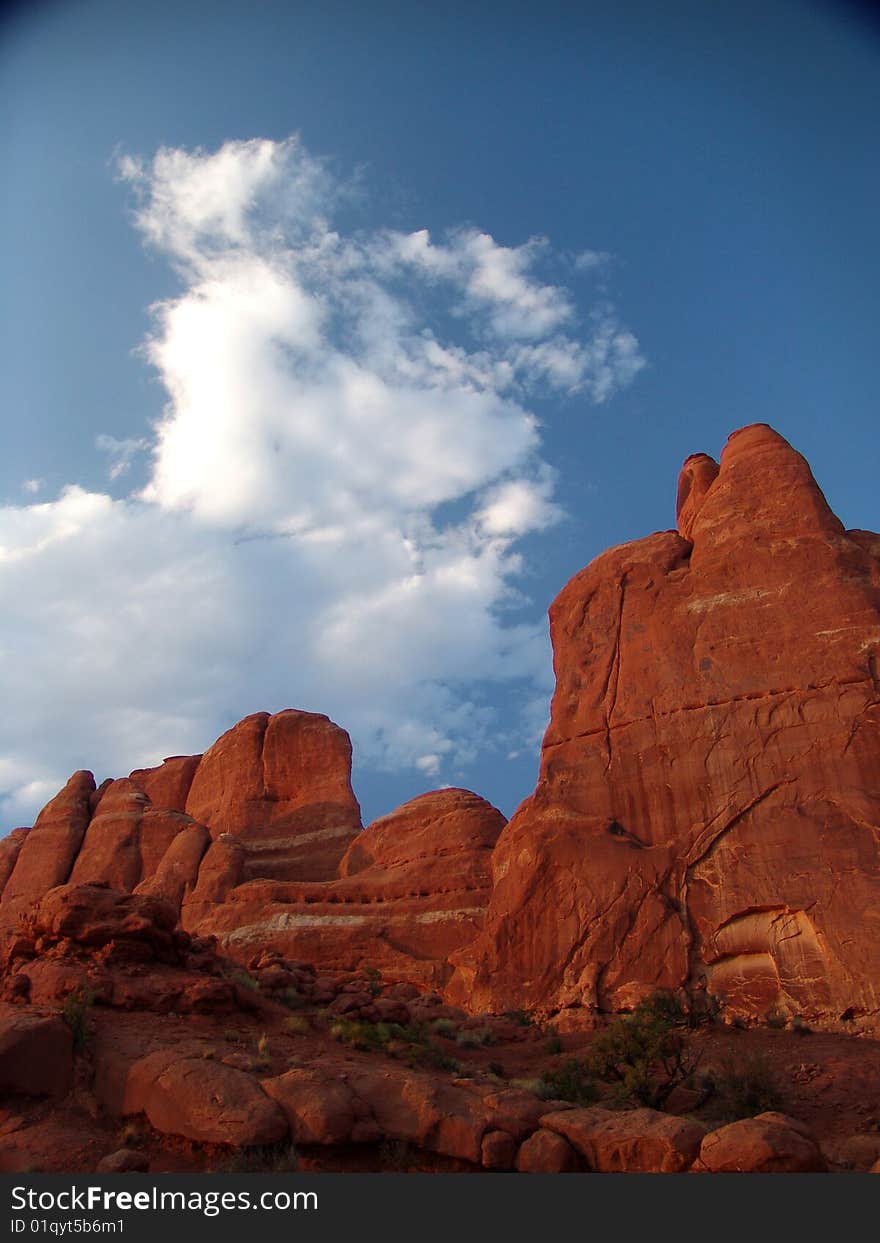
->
[[95, 434, 151, 479], [21, 479, 44, 495], [0, 136, 644, 828]]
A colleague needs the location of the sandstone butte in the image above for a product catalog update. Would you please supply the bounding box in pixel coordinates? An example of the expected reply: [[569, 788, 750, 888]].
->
[[1, 423, 878, 1028]]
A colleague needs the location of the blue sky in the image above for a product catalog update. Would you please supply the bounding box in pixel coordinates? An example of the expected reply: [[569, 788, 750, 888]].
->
[[1, 0, 878, 830]]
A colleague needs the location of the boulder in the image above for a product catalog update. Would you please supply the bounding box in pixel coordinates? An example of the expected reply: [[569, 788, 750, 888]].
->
[[261, 1068, 379, 1145], [481, 1129, 517, 1171], [516, 1128, 581, 1173], [0, 1007, 73, 1097], [540, 1106, 707, 1173], [122, 1050, 288, 1146], [695, 1112, 826, 1173]]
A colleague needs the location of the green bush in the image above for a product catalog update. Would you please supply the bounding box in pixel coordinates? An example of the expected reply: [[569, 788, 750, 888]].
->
[[538, 1059, 598, 1106], [455, 1025, 494, 1048], [703, 1053, 782, 1119], [503, 1009, 534, 1027], [229, 969, 261, 993], [61, 986, 95, 1052], [585, 998, 701, 1109], [545, 1035, 563, 1055], [283, 1015, 311, 1036], [362, 966, 383, 997]]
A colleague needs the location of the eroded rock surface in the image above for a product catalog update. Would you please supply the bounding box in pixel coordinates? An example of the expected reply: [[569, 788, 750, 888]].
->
[[450, 424, 880, 1022]]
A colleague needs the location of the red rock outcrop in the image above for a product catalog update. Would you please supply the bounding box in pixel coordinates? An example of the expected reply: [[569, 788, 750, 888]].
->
[[184, 710, 362, 882], [449, 424, 880, 1023], [1, 772, 95, 923], [189, 789, 505, 985], [70, 779, 205, 893], [128, 755, 201, 814]]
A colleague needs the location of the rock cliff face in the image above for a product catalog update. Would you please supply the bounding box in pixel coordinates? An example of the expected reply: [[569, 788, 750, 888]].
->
[[1, 424, 878, 1022], [448, 425, 880, 1021]]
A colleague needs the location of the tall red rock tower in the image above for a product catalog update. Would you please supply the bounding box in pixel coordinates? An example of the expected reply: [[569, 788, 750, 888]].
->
[[449, 424, 880, 1022]]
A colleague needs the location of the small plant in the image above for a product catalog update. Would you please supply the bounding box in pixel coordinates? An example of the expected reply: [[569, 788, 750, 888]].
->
[[455, 1025, 494, 1049], [486, 1061, 505, 1078], [229, 969, 261, 993], [254, 1032, 271, 1070], [224, 1142, 299, 1174], [379, 1138, 414, 1172], [504, 1008, 534, 1027], [362, 966, 383, 997], [201, 1046, 217, 1060], [222, 1028, 243, 1043], [61, 986, 95, 1052], [791, 1015, 812, 1037], [539, 1059, 598, 1106], [545, 1035, 563, 1055], [330, 1018, 393, 1051], [764, 1007, 787, 1030], [283, 1015, 311, 1036], [430, 1018, 456, 1038], [118, 1120, 147, 1148], [509, 1076, 544, 1096], [280, 987, 307, 1011], [406, 1043, 461, 1074]]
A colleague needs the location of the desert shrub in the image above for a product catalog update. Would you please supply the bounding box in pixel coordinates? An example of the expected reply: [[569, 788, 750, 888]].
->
[[431, 1018, 456, 1038], [283, 1015, 311, 1036], [790, 1015, 812, 1036], [280, 987, 308, 1011], [704, 1052, 783, 1119], [509, 1077, 544, 1096], [585, 998, 701, 1109], [455, 1025, 494, 1049], [545, 1035, 563, 1055], [764, 1007, 787, 1030], [61, 986, 95, 1052], [379, 1138, 414, 1171], [486, 1061, 505, 1079], [229, 969, 260, 993], [362, 966, 383, 997], [406, 1042, 460, 1074], [539, 1059, 598, 1106], [504, 1008, 534, 1027], [224, 1142, 299, 1173], [330, 1018, 394, 1051]]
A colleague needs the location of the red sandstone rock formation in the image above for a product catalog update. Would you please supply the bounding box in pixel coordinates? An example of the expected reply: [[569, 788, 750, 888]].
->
[[184, 710, 363, 881], [448, 424, 880, 1022], [2, 423, 878, 1027], [189, 788, 505, 985], [1, 772, 95, 923]]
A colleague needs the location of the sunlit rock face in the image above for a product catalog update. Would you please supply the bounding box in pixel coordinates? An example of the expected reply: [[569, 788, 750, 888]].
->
[[449, 424, 880, 1022]]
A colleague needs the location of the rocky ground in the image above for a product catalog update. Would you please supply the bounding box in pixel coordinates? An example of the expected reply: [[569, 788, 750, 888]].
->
[[1, 886, 878, 1175]]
